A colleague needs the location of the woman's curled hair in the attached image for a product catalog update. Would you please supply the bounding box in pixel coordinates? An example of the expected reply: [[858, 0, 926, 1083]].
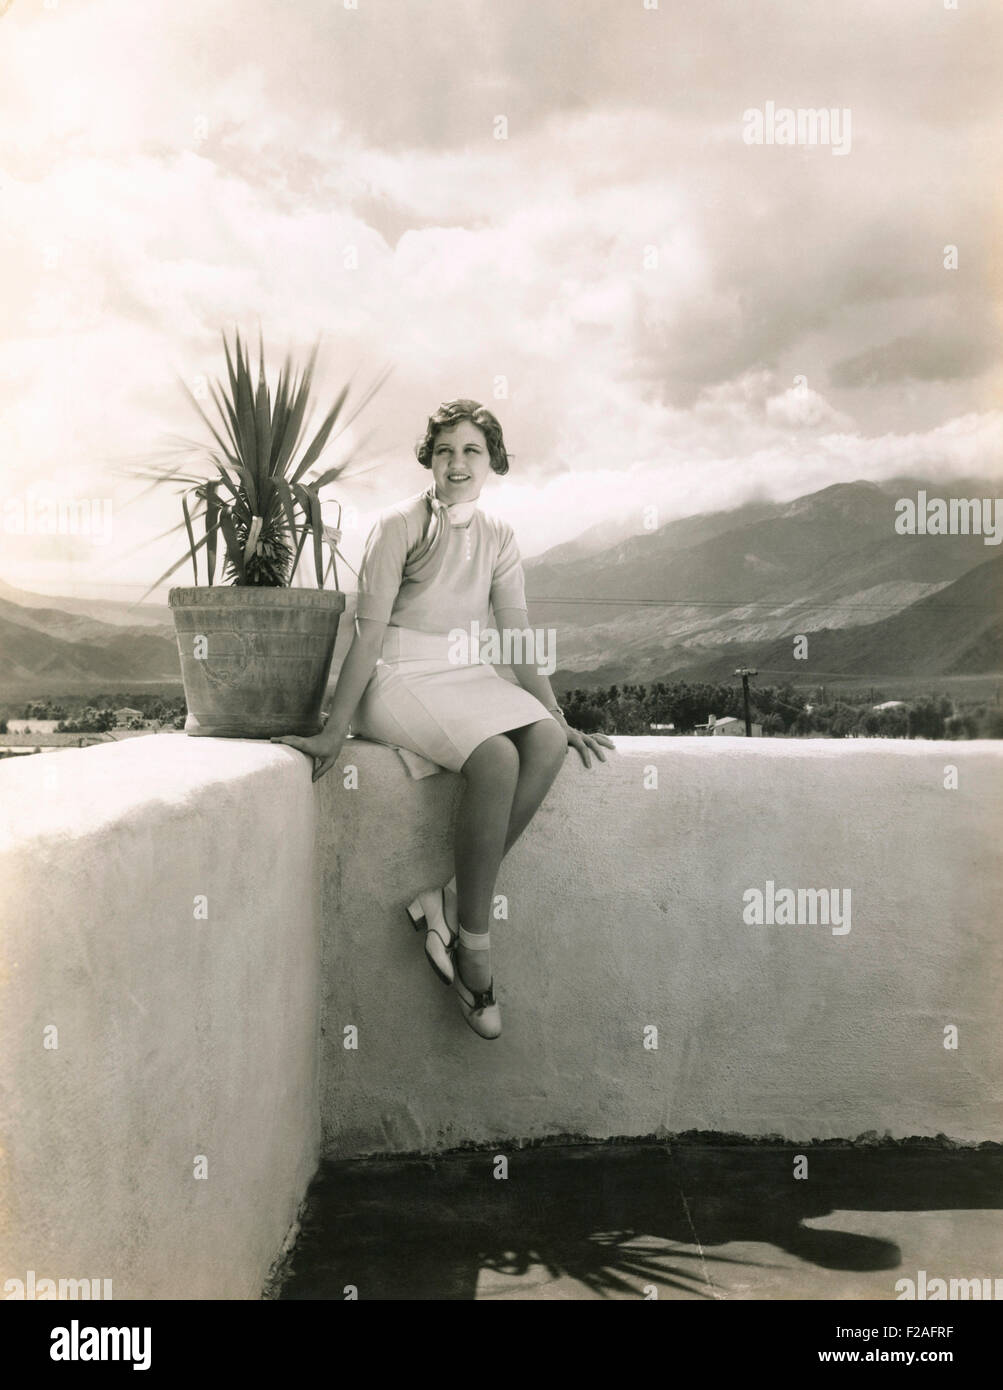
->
[[415, 399, 510, 475]]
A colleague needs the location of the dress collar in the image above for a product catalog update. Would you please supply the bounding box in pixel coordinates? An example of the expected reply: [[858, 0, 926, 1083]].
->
[[426, 485, 480, 527], [445, 499, 478, 526]]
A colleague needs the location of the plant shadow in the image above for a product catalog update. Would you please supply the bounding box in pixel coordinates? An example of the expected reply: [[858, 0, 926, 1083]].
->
[[277, 1143, 1002, 1301]]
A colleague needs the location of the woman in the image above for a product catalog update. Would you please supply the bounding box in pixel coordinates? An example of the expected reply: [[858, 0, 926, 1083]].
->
[[272, 400, 614, 1040]]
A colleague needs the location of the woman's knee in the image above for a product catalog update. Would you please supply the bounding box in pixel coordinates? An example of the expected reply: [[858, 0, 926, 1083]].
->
[[524, 717, 568, 770], [463, 733, 520, 785]]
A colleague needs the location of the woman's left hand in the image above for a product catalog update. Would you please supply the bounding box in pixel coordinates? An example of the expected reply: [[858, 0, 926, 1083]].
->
[[563, 723, 615, 769]]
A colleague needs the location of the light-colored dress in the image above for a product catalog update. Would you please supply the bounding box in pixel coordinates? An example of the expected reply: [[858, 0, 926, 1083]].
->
[[350, 487, 554, 775]]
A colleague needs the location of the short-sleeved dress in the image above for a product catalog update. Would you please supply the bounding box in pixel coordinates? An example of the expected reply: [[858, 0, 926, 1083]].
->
[[349, 487, 555, 773]]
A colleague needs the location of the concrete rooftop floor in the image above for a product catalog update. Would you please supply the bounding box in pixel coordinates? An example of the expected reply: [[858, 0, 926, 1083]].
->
[[275, 1142, 1003, 1301]]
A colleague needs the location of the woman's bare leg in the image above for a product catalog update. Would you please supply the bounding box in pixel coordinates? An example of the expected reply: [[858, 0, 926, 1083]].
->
[[500, 718, 568, 853], [444, 722, 561, 984], [453, 734, 520, 992]]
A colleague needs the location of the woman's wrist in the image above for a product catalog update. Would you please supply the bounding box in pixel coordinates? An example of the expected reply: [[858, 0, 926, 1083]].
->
[[319, 713, 349, 748]]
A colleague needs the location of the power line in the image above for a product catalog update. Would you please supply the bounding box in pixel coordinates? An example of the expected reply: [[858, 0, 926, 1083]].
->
[[529, 596, 999, 613]]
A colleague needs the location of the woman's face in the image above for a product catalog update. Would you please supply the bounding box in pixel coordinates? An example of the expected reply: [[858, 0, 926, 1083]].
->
[[429, 420, 492, 504]]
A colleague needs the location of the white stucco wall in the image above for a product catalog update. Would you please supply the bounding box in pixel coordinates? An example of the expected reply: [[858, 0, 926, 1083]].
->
[[2, 734, 1000, 1298], [0, 738, 322, 1300], [315, 738, 1003, 1154]]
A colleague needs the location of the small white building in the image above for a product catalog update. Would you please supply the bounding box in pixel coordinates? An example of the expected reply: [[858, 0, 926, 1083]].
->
[[115, 708, 144, 726], [693, 714, 762, 737]]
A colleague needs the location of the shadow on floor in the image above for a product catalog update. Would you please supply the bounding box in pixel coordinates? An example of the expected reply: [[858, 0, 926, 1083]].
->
[[277, 1142, 1003, 1301]]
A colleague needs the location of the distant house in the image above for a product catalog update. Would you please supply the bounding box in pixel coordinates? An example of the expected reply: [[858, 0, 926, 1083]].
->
[[872, 700, 906, 711], [693, 713, 762, 738], [649, 722, 675, 732], [115, 708, 144, 726]]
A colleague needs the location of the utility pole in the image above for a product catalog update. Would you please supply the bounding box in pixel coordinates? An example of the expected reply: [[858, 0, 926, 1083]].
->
[[734, 668, 758, 737]]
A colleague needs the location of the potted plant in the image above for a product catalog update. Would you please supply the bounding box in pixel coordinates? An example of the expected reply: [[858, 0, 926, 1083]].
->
[[131, 329, 384, 738]]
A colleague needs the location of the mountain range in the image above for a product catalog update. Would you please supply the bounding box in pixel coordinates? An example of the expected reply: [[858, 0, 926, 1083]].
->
[[0, 577, 172, 629], [0, 595, 179, 686], [0, 577, 177, 688], [523, 476, 1002, 688], [1, 476, 999, 694]]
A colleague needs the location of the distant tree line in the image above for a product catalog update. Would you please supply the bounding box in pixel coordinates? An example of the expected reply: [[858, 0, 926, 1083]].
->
[[561, 681, 1003, 739], [20, 701, 70, 721], [5, 688, 1001, 744], [2, 695, 189, 733], [57, 708, 118, 733]]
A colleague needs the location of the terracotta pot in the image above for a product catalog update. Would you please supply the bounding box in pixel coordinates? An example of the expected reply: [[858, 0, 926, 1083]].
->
[[168, 586, 345, 738]]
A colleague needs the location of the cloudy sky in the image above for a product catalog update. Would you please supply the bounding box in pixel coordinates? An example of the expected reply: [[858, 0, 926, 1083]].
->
[[1, 0, 1000, 600]]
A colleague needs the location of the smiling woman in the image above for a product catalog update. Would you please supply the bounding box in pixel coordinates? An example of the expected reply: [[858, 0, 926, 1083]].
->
[[270, 398, 614, 1041]]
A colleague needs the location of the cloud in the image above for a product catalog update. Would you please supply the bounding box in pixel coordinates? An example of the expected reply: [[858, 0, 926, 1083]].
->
[[0, 0, 1000, 599]]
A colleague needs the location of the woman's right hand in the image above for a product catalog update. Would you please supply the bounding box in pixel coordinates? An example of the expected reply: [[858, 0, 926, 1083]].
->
[[270, 728, 345, 782]]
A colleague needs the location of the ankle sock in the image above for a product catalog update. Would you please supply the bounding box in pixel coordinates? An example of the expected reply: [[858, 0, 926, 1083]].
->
[[458, 925, 490, 950]]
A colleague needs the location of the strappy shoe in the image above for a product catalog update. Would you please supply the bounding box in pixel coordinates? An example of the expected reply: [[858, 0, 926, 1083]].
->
[[453, 925, 502, 1040], [405, 887, 457, 985]]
